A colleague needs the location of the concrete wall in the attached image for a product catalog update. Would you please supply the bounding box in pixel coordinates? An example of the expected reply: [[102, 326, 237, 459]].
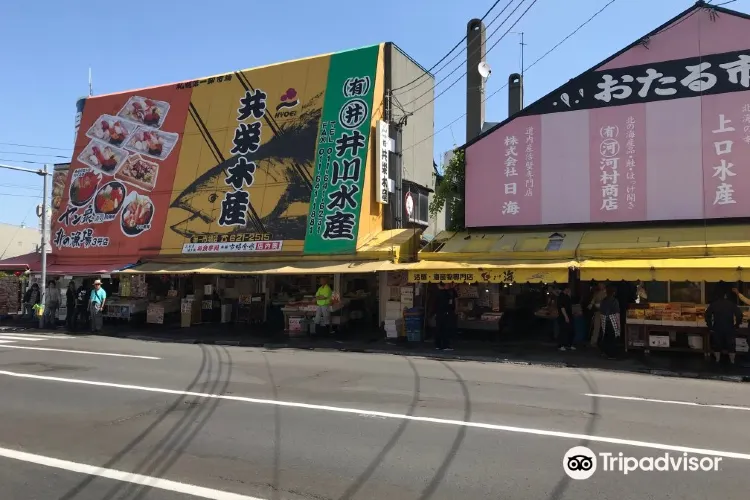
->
[[388, 44, 441, 237], [0, 223, 41, 259]]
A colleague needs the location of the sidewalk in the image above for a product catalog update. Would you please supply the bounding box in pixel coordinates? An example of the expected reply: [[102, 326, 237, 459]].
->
[[104, 325, 750, 383], [3, 318, 748, 383]]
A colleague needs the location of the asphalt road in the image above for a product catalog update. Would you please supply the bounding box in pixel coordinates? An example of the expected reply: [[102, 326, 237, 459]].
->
[[0, 330, 748, 499]]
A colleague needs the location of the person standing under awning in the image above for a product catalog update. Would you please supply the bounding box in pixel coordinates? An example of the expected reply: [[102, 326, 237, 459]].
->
[[707, 286, 742, 366], [314, 276, 333, 335]]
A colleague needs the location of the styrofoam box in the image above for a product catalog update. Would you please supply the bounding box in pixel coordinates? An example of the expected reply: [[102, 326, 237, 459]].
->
[[648, 335, 670, 348]]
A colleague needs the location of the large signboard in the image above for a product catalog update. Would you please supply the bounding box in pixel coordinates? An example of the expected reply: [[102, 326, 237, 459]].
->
[[466, 8, 750, 227], [51, 45, 381, 259]]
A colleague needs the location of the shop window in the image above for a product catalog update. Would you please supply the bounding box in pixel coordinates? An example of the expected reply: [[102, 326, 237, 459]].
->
[[669, 281, 702, 303], [705, 281, 739, 303], [641, 281, 667, 303]]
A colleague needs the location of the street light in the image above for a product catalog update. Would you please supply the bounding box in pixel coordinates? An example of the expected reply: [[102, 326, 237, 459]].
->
[[0, 163, 51, 328]]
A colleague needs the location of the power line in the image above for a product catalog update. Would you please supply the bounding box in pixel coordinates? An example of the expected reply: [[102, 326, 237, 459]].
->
[[0, 150, 71, 159], [405, 0, 539, 115], [397, 0, 518, 98], [524, 0, 617, 72], [402, 0, 618, 154], [0, 142, 72, 151], [0, 158, 49, 165], [390, 0, 514, 93]]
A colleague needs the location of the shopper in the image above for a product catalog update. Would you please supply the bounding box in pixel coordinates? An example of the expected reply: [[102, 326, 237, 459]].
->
[[588, 282, 606, 347], [75, 280, 90, 330], [435, 283, 457, 351], [22, 283, 40, 319], [89, 279, 107, 333], [599, 286, 621, 359], [65, 281, 77, 331], [557, 286, 575, 351], [44, 280, 61, 329], [706, 287, 742, 366], [313, 276, 332, 335]]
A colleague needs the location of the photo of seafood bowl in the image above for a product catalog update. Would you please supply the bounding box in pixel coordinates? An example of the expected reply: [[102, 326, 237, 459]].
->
[[120, 192, 154, 237], [117, 96, 170, 129], [116, 155, 159, 192], [124, 127, 178, 161], [86, 115, 135, 146], [68, 170, 101, 207], [94, 181, 127, 215], [77, 140, 127, 174]]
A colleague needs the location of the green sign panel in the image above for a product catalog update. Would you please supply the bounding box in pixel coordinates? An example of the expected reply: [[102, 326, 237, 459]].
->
[[303, 45, 379, 254]]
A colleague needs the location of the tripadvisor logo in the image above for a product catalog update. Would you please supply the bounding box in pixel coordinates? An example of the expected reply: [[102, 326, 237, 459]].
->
[[563, 446, 722, 479]]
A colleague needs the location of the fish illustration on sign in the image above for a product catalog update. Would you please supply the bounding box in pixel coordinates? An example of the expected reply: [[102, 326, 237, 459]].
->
[[169, 91, 323, 241]]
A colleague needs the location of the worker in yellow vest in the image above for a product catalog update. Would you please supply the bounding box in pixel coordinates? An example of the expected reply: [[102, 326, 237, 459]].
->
[[314, 276, 332, 335]]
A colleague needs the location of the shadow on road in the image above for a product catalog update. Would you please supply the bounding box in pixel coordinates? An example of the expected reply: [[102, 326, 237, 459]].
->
[[262, 351, 283, 500], [58, 344, 234, 500], [57, 344, 210, 500], [546, 368, 601, 500], [417, 361, 472, 500], [337, 356, 422, 500]]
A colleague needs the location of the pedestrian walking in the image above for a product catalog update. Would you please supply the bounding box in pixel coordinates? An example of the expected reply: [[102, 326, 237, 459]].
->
[[65, 281, 77, 331], [44, 280, 60, 329], [599, 286, 621, 359], [706, 287, 742, 366], [89, 279, 107, 333], [557, 286, 575, 351]]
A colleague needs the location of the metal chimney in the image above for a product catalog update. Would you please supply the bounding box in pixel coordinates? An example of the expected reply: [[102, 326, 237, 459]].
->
[[508, 73, 523, 116], [466, 18, 486, 142]]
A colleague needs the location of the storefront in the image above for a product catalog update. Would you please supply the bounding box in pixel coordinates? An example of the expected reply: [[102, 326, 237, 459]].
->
[[46, 44, 429, 335], [577, 225, 750, 357], [435, 2, 750, 356]]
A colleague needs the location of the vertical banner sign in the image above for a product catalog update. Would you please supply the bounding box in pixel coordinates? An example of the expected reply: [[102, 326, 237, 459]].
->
[[304, 45, 379, 254], [376, 120, 390, 204]]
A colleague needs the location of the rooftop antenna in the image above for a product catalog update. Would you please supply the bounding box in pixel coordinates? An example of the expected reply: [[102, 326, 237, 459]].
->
[[510, 32, 526, 105], [88, 67, 93, 96]]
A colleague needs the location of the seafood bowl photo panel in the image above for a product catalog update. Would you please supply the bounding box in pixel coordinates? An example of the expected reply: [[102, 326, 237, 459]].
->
[[123, 127, 178, 161], [77, 139, 128, 175], [85, 115, 137, 147], [68, 169, 102, 208], [120, 191, 154, 237], [117, 96, 170, 129], [115, 154, 159, 192]]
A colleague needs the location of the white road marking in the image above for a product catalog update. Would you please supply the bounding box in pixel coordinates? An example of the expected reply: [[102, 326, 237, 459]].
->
[[0, 335, 46, 342], [1, 370, 749, 461], [0, 345, 160, 359], [0, 340, 15, 344], [0, 332, 72, 339], [0, 446, 264, 500], [585, 393, 750, 412]]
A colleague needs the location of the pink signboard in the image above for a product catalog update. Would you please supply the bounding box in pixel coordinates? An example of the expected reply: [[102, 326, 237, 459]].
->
[[465, 6, 750, 227]]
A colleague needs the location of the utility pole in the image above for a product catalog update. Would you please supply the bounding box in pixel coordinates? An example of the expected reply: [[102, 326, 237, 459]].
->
[[0, 163, 51, 328]]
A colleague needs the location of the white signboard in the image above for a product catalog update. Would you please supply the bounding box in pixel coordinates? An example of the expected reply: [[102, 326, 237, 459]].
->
[[182, 240, 283, 254], [376, 120, 390, 204]]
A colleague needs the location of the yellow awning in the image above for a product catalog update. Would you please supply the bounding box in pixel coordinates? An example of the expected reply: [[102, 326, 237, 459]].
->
[[577, 225, 750, 259], [122, 260, 408, 275], [419, 230, 582, 261], [580, 257, 750, 282], [406, 260, 574, 284]]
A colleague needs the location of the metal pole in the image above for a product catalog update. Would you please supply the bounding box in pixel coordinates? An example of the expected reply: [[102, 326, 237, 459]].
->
[[39, 164, 49, 329]]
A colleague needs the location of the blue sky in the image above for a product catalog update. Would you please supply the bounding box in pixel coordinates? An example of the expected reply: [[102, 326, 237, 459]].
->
[[1, 0, 746, 229]]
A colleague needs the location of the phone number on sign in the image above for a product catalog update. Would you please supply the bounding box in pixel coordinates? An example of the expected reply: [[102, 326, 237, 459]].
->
[[182, 240, 283, 254]]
